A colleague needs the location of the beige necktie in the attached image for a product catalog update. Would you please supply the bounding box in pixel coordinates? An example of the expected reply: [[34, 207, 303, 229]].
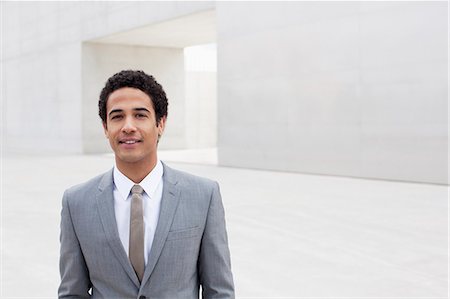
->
[[129, 184, 145, 282]]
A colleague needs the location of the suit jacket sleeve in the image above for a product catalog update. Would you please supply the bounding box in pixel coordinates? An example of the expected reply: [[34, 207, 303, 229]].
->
[[58, 190, 92, 298], [198, 182, 235, 299]]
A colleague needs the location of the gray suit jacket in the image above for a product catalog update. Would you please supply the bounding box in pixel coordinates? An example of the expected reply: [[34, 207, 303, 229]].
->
[[58, 162, 234, 299]]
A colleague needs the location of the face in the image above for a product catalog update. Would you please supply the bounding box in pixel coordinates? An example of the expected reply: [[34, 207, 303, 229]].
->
[[103, 87, 165, 167]]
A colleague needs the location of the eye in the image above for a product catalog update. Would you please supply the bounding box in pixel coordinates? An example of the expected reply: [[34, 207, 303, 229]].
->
[[136, 113, 147, 118], [111, 115, 122, 120]]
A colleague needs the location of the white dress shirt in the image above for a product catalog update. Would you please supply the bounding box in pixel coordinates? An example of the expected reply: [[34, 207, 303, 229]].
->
[[113, 160, 163, 265]]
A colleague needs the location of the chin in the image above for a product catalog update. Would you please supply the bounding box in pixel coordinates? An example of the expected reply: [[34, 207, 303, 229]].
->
[[116, 153, 143, 164]]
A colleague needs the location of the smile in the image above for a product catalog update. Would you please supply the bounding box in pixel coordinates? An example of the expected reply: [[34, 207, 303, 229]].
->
[[119, 140, 142, 144]]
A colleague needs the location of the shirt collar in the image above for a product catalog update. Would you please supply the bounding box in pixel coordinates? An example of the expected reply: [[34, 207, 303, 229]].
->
[[113, 160, 164, 201]]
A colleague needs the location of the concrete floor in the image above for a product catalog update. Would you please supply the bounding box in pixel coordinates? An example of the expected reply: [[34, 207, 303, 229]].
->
[[1, 151, 448, 298]]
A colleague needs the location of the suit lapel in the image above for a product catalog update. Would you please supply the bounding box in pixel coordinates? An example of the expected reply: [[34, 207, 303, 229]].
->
[[141, 163, 180, 287], [96, 169, 140, 288]]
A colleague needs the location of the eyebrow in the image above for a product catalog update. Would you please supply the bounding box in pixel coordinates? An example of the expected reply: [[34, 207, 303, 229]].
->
[[108, 107, 151, 117]]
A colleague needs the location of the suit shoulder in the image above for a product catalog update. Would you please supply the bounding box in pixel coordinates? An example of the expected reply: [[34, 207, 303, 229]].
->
[[64, 169, 112, 200], [163, 163, 218, 189]]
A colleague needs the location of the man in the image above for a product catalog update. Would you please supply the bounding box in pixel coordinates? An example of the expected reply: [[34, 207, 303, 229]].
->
[[58, 70, 235, 298]]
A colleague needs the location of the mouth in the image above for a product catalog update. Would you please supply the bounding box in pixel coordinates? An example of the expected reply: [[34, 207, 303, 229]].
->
[[119, 139, 142, 145]]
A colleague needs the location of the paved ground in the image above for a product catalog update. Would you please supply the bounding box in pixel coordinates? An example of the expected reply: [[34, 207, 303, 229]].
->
[[1, 151, 448, 298]]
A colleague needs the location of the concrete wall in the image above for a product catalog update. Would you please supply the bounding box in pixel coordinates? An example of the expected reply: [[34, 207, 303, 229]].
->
[[184, 43, 218, 149], [2, 1, 214, 154], [2, 1, 448, 184], [82, 43, 186, 153], [185, 71, 217, 149], [217, 2, 448, 184]]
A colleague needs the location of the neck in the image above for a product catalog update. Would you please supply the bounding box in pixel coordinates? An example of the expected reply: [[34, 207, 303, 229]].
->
[[115, 157, 157, 183]]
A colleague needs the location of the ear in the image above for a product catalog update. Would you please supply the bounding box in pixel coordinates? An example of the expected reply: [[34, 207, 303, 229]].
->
[[102, 122, 109, 139], [157, 116, 166, 136]]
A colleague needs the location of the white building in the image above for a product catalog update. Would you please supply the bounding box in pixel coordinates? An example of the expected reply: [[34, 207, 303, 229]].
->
[[2, 1, 448, 184]]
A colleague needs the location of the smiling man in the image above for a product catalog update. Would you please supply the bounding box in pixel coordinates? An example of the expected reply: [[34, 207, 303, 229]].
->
[[58, 70, 235, 299]]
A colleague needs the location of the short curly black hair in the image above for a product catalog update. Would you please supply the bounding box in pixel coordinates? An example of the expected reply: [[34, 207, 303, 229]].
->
[[99, 70, 168, 125]]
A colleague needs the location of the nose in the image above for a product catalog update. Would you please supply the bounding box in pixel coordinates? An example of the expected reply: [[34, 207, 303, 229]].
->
[[121, 117, 137, 134]]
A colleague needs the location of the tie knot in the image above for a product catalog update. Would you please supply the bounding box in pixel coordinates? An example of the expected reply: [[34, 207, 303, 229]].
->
[[131, 184, 144, 196]]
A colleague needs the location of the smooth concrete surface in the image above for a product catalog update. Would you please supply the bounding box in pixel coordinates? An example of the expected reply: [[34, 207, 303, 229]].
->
[[186, 71, 217, 149], [92, 9, 216, 48], [1, 152, 448, 298], [217, 1, 448, 184], [2, 1, 448, 184]]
